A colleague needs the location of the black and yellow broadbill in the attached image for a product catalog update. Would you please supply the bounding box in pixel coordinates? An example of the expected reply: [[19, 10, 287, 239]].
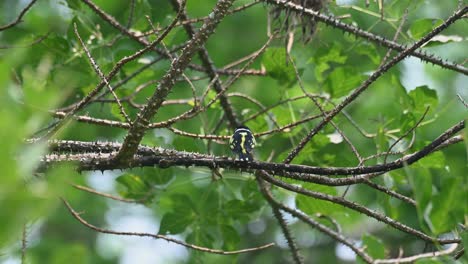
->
[[229, 126, 256, 161]]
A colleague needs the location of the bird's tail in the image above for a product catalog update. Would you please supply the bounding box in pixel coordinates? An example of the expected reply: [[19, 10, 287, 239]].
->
[[239, 152, 253, 161]]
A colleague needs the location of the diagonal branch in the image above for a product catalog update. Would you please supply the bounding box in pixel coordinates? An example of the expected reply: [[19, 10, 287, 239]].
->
[[283, 6, 467, 164], [170, 0, 241, 129], [114, 0, 236, 163], [44, 2, 185, 138], [259, 172, 440, 243], [0, 0, 38, 31], [73, 23, 132, 124], [264, 0, 468, 75]]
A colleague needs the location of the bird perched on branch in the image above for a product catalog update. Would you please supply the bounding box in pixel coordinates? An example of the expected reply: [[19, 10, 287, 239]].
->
[[230, 126, 256, 161]]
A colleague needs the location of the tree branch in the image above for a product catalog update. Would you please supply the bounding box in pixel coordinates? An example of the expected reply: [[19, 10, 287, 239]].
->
[[283, 6, 467, 163], [0, 0, 38, 31], [114, 0, 236, 163], [61, 197, 275, 255], [264, 0, 468, 75]]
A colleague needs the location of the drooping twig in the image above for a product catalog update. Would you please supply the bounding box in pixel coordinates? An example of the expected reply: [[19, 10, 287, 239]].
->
[[0, 0, 38, 31], [71, 184, 142, 203], [383, 106, 430, 164], [61, 197, 275, 255]]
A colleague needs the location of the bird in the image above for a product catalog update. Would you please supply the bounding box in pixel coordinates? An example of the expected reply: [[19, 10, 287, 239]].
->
[[229, 126, 256, 161]]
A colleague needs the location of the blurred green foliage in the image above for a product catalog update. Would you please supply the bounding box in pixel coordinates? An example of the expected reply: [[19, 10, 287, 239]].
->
[[1, 0, 467, 263]]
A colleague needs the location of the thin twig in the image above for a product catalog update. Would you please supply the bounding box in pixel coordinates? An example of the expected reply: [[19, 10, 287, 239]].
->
[[73, 23, 132, 124], [0, 0, 38, 31], [384, 106, 430, 164], [71, 184, 140, 203], [61, 197, 275, 255], [457, 94, 468, 108], [374, 243, 459, 264], [21, 223, 27, 264]]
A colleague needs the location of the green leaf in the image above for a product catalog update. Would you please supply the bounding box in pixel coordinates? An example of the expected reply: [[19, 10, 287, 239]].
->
[[362, 234, 385, 259], [399, 111, 416, 135], [417, 151, 445, 169], [311, 44, 347, 82], [65, 0, 82, 10], [110, 104, 127, 122], [220, 225, 240, 250], [461, 231, 468, 263], [116, 173, 151, 199], [186, 227, 215, 248], [407, 167, 432, 232], [159, 212, 194, 235], [50, 243, 89, 264], [142, 167, 175, 186], [408, 85, 438, 114], [355, 43, 380, 65], [325, 66, 365, 97], [409, 18, 443, 40], [429, 177, 461, 234], [295, 183, 340, 216], [391, 75, 413, 111], [158, 194, 197, 234], [262, 48, 296, 86], [173, 136, 203, 152], [222, 199, 258, 223]]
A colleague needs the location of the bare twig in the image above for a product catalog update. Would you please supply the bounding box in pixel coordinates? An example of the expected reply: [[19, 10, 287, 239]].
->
[[73, 23, 132, 124], [0, 0, 38, 31], [374, 243, 459, 264], [259, 172, 429, 242], [21, 223, 28, 264], [384, 106, 430, 164], [71, 184, 141, 203], [258, 177, 304, 264], [457, 94, 468, 108], [61, 197, 275, 255], [46, 0, 186, 138]]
